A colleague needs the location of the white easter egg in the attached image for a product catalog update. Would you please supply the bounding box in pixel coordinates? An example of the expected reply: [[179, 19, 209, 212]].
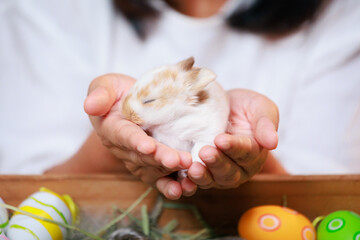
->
[[0, 198, 9, 231], [0, 231, 9, 240], [7, 188, 78, 240], [20, 191, 72, 225], [0, 228, 8, 236], [8, 214, 53, 240]]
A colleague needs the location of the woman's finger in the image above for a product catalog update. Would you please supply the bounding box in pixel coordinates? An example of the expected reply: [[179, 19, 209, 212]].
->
[[153, 143, 182, 169], [84, 86, 115, 116], [254, 116, 278, 150], [188, 162, 215, 189], [214, 134, 260, 165], [179, 177, 198, 197], [156, 177, 182, 200], [100, 118, 156, 154], [84, 74, 135, 116], [151, 142, 193, 169], [227, 89, 279, 150], [248, 94, 279, 150], [198, 146, 243, 187]]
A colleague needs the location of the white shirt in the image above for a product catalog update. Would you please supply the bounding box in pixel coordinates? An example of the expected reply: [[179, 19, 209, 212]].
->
[[0, 0, 359, 174]]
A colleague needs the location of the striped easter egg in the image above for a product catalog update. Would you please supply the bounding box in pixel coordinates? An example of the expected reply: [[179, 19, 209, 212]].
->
[[0, 230, 9, 240], [7, 187, 78, 240], [0, 197, 9, 239], [0, 198, 9, 231]]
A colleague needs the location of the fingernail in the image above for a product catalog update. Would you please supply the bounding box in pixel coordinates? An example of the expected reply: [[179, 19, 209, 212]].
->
[[218, 140, 230, 150], [168, 186, 180, 199], [267, 130, 278, 149], [137, 140, 155, 154], [90, 87, 109, 102], [84, 87, 110, 115], [163, 152, 180, 169], [200, 149, 215, 162], [201, 153, 214, 162], [189, 164, 204, 179], [180, 152, 192, 168], [191, 173, 202, 179], [168, 187, 176, 197]]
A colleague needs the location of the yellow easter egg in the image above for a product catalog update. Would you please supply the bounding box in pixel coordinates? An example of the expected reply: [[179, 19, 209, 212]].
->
[[7, 187, 78, 240], [238, 205, 315, 240]]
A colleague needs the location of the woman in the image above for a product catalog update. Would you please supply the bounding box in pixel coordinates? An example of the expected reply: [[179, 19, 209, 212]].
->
[[1, 0, 359, 199]]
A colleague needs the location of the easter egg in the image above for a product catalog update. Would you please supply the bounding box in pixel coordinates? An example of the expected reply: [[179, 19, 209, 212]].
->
[[0, 198, 9, 240], [7, 187, 78, 240], [238, 205, 315, 240], [0, 198, 9, 231], [317, 210, 360, 240], [0, 231, 9, 240]]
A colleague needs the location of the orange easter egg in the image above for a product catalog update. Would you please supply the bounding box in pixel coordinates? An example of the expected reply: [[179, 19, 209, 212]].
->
[[238, 205, 315, 240]]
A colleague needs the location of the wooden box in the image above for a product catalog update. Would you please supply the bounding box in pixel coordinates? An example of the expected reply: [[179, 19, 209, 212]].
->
[[0, 174, 359, 236]]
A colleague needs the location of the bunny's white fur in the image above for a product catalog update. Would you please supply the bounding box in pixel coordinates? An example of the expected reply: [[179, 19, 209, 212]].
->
[[122, 57, 230, 165]]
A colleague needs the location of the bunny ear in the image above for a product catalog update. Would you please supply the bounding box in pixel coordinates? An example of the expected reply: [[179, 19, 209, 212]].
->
[[177, 57, 195, 71], [186, 68, 216, 92]]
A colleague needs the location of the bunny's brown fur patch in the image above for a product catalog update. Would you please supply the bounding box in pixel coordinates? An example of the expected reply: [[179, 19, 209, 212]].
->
[[187, 90, 209, 105], [196, 90, 209, 104], [157, 69, 178, 82], [122, 94, 144, 124], [136, 87, 150, 101], [151, 84, 181, 108], [134, 69, 181, 109]]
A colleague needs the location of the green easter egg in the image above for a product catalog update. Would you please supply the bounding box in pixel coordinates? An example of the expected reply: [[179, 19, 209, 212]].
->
[[317, 210, 360, 240]]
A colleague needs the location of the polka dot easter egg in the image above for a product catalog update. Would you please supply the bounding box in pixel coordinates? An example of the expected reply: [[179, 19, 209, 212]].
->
[[316, 210, 360, 240], [238, 205, 316, 240], [7, 187, 78, 240]]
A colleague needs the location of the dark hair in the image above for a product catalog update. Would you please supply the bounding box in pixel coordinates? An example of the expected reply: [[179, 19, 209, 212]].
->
[[113, 0, 325, 38], [112, 0, 159, 38], [227, 0, 325, 35]]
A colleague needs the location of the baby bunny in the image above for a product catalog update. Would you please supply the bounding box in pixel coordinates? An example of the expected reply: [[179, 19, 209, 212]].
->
[[122, 57, 230, 169]]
